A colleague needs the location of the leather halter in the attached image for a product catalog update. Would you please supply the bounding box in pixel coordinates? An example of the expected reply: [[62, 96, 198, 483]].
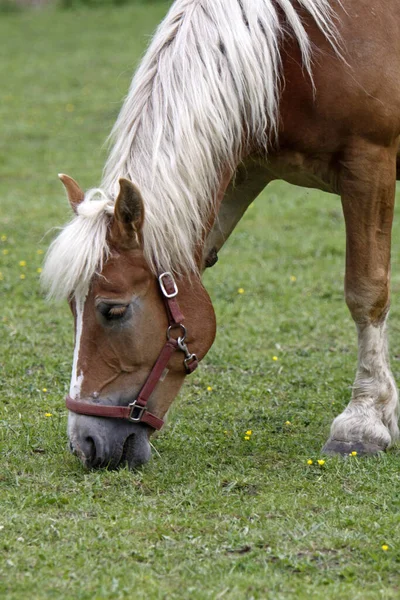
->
[[65, 272, 198, 430]]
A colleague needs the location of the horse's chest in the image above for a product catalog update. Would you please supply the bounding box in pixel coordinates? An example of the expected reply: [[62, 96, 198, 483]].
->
[[266, 151, 338, 194]]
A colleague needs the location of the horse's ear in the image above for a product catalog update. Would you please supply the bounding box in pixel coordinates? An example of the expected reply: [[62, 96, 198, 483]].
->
[[111, 178, 144, 248], [58, 173, 84, 213]]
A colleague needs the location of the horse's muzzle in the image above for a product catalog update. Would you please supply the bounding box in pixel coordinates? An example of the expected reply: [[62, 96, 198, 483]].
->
[[68, 411, 152, 470]]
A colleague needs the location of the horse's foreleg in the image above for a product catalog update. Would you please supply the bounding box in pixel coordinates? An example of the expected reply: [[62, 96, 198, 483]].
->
[[323, 141, 399, 455], [204, 157, 272, 265]]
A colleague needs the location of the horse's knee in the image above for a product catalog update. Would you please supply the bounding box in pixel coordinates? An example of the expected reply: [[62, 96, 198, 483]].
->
[[345, 278, 389, 324]]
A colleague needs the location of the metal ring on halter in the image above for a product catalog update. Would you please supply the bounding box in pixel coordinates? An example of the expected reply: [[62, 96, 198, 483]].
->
[[167, 323, 186, 342]]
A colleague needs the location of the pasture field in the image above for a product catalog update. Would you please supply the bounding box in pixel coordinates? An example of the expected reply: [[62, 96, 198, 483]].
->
[[1, 4, 400, 599]]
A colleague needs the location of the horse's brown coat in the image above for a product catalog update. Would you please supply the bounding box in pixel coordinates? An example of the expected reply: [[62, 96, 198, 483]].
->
[[63, 0, 400, 467]]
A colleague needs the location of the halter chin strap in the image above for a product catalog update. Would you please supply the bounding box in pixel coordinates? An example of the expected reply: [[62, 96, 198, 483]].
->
[[65, 272, 199, 430]]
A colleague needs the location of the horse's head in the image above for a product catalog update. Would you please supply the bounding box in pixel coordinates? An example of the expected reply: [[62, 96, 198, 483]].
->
[[45, 175, 216, 469]]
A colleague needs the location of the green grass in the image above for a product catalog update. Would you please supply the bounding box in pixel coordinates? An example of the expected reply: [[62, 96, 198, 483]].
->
[[1, 4, 400, 599]]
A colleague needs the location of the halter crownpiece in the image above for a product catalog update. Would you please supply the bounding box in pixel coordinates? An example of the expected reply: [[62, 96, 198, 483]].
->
[[65, 272, 198, 430]]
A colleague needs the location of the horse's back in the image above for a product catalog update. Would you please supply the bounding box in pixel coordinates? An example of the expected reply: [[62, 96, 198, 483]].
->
[[279, 0, 400, 156]]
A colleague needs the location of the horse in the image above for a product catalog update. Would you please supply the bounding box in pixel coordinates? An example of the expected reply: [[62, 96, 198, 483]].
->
[[42, 0, 400, 469]]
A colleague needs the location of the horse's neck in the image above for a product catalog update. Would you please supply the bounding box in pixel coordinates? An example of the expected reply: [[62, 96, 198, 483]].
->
[[203, 156, 272, 264]]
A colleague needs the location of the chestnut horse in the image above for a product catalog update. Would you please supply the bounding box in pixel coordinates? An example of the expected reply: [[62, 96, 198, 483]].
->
[[43, 0, 400, 469]]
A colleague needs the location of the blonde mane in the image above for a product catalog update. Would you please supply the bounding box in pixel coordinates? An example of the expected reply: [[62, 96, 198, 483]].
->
[[43, 0, 340, 299]]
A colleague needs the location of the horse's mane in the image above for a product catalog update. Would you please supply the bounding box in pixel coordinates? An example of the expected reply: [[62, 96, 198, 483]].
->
[[43, 0, 340, 300]]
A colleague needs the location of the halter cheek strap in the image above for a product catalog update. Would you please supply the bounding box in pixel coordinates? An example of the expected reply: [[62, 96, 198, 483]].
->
[[65, 272, 199, 430]]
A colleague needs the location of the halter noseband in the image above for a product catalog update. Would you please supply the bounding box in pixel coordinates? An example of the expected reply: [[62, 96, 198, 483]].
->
[[65, 272, 198, 430]]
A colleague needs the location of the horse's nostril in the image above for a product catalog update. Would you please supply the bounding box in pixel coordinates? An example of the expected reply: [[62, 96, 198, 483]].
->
[[120, 434, 135, 466], [84, 436, 96, 463], [120, 432, 151, 469]]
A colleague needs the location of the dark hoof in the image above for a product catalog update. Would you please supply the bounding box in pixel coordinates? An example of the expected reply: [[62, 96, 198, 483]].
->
[[322, 439, 386, 456]]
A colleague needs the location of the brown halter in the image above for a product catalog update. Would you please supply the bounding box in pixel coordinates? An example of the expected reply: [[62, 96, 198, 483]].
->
[[65, 272, 199, 430]]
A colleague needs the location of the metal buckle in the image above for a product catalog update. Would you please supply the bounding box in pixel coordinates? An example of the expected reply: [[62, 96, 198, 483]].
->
[[128, 400, 145, 422], [184, 353, 198, 372], [158, 272, 178, 298], [177, 336, 198, 372]]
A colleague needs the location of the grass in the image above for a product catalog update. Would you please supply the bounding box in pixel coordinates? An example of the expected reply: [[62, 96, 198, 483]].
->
[[1, 4, 400, 599]]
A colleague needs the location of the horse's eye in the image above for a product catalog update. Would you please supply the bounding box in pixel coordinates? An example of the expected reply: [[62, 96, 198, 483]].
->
[[98, 303, 131, 321]]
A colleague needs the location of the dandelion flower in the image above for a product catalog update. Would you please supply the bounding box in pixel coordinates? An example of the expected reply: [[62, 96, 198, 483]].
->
[[1, 235, 7, 242], [45, 412, 53, 418], [244, 435, 250, 441], [245, 430, 252, 436], [290, 275, 297, 282], [350, 451, 357, 457], [272, 356, 278, 361], [382, 544, 389, 552], [2, 249, 9, 255], [20, 274, 26, 280], [238, 288, 245, 294], [36, 267, 42, 274], [19, 260, 26, 267], [307, 459, 313, 465], [317, 459, 325, 466], [207, 386, 213, 392], [42, 388, 48, 393], [285, 421, 291, 426]]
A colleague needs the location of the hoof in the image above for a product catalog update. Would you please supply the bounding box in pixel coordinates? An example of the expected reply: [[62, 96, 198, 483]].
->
[[322, 439, 386, 456]]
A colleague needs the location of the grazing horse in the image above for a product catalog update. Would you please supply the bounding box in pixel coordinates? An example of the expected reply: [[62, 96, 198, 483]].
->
[[43, 0, 400, 469]]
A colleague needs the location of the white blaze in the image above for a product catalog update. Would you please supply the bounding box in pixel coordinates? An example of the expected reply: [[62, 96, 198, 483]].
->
[[69, 291, 87, 399]]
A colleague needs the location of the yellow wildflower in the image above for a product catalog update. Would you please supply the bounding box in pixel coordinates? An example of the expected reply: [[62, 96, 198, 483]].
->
[[36, 249, 44, 255], [1, 235, 7, 242], [290, 275, 297, 282], [45, 413, 53, 418], [36, 268, 42, 274], [238, 288, 245, 294], [307, 459, 313, 465], [350, 451, 357, 457], [245, 430, 252, 436], [42, 388, 48, 393], [244, 435, 250, 441], [19, 260, 26, 267], [2, 249, 9, 255], [207, 386, 213, 392], [20, 274, 26, 280], [317, 459, 325, 466], [285, 421, 291, 426], [273, 356, 278, 361], [382, 544, 389, 552]]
